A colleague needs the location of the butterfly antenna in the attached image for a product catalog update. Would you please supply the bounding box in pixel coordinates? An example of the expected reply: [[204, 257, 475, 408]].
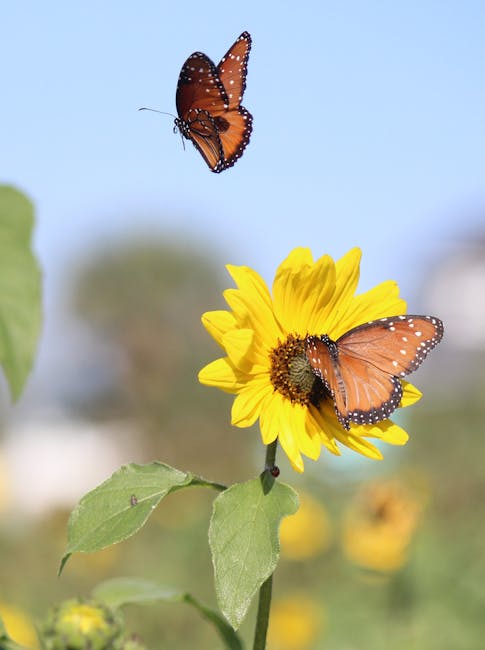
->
[[138, 107, 177, 119], [139, 107, 185, 150]]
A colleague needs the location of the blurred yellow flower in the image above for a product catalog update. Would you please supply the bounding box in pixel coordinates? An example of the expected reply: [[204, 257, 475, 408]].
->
[[267, 593, 324, 650], [342, 479, 423, 572], [60, 603, 109, 634], [280, 491, 332, 560], [199, 247, 417, 472], [41, 599, 124, 650], [0, 601, 39, 649]]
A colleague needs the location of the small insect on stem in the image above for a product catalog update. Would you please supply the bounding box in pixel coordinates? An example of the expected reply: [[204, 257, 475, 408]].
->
[[130, 494, 138, 507]]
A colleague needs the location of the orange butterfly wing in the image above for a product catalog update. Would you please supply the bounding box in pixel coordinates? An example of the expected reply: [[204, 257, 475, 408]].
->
[[210, 108, 253, 170], [338, 315, 444, 377], [306, 315, 443, 430], [215, 32, 253, 169], [217, 31, 252, 110], [305, 335, 350, 429], [177, 109, 224, 172], [305, 335, 399, 430], [332, 348, 403, 428], [176, 52, 227, 116], [175, 52, 226, 172]]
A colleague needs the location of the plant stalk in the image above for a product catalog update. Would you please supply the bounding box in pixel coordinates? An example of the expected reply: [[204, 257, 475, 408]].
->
[[252, 573, 273, 650], [264, 439, 277, 471], [252, 440, 278, 650]]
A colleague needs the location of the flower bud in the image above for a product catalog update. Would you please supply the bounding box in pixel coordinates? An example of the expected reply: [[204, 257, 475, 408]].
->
[[41, 599, 124, 650]]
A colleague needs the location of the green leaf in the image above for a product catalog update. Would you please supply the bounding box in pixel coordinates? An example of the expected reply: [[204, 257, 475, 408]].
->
[[209, 473, 299, 629], [60, 462, 195, 572], [93, 577, 243, 650], [93, 577, 183, 608], [0, 185, 42, 399]]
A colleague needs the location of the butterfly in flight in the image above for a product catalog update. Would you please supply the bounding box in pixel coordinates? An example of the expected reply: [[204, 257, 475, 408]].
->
[[305, 315, 443, 430], [174, 31, 253, 172]]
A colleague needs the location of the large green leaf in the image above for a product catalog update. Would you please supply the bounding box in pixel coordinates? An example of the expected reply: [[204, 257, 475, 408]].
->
[[0, 185, 42, 399], [93, 577, 243, 650], [61, 462, 225, 572], [61, 462, 220, 572], [209, 473, 299, 629]]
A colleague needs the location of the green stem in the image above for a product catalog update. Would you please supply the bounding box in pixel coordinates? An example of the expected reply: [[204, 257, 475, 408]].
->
[[252, 440, 278, 650], [253, 573, 273, 650], [264, 439, 278, 471], [189, 477, 227, 492]]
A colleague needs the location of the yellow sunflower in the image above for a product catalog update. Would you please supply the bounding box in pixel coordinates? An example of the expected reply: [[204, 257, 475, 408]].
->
[[267, 593, 323, 650], [279, 490, 332, 560], [342, 479, 424, 572], [198, 247, 422, 472]]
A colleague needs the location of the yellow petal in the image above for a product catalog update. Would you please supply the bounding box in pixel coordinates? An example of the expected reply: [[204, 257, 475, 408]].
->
[[344, 433, 384, 459], [198, 358, 242, 393], [272, 264, 310, 333], [222, 328, 254, 371], [272, 248, 313, 331], [201, 310, 237, 347], [290, 403, 322, 460], [259, 392, 283, 445], [231, 375, 273, 427], [226, 265, 281, 344], [261, 396, 306, 472], [223, 289, 250, 325], [365, 420, 409, 445], [278, 425, 305, 473], [275, 247, 314, 276], [317, 401, 383, 459], [223, 279, 282, 352], [226, 263, 273, 306], [304, 254, 337, 334], [307, 406, 341, 455], [273, 251, 336, 335], [314, 248, 362, 335], [222, 290, 273, 365], [336, 247, 362, 279], [332, 280, 407, 339], [400, 381, 422, 407]]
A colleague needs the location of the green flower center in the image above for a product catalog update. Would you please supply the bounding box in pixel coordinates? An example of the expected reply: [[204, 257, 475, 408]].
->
[[270, 334, 326, 406]]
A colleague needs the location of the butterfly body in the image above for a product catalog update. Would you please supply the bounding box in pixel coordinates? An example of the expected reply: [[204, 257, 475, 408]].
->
[[174, 108, 225, 171], [305, 315, 443, 430], [175, 32, 253, 172]]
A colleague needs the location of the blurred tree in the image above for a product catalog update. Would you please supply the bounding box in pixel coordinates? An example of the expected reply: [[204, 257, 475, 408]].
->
[[70, 236, 253, 483]]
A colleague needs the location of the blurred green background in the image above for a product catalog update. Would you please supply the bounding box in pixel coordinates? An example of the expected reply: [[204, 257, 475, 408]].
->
[[2, 1, 485, 648], [1, 233, 484, 649]]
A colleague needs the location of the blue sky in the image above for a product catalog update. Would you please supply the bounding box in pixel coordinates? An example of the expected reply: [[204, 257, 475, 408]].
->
[[2, 2, 485, 399]]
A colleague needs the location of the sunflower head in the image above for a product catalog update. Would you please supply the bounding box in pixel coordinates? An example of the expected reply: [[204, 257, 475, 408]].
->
[[199, 247, 424, 472], [342, 479, 424, 572], [41, 599, 124, 650]]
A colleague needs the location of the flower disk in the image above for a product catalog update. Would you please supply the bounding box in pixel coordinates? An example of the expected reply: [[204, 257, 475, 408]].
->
[[199, 247, 420, 472], [269, 335, 325, 406]]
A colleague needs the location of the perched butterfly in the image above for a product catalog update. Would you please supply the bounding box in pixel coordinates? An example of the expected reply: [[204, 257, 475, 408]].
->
[[174, 31, 253, 172], [305, 315, 443, 430]]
